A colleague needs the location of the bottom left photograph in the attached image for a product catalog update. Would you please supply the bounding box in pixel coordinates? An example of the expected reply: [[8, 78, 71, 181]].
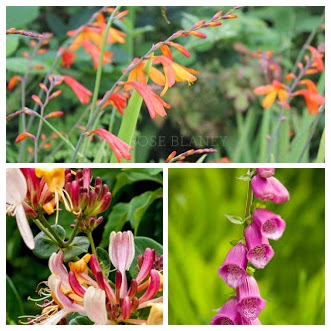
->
[[6, 167, 163, 325]]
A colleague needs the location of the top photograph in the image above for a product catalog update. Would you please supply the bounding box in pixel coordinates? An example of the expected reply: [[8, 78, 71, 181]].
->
[[6, 6, 325, 163]]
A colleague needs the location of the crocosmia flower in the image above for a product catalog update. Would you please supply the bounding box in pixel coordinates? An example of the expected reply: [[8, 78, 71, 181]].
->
[[210, 297, 240, 325], [245, 222, 274, 269], [6, 169, 35, 249], [236, 275, 266, 321], [218, 242, 248, 288], [251, 175, 290, 204], [252, 208, 286, 240]]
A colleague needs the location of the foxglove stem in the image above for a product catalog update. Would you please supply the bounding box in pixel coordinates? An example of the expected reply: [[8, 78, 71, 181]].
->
[[244, 169, 254, 222]]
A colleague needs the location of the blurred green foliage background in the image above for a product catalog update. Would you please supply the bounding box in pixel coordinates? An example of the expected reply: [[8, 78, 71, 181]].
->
[[168, 168, 324, 324], [6, 168, 163, 324], [6, 6, 324, 162]]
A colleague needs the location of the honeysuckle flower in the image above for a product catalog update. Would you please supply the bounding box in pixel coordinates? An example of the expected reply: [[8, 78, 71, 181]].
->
[[245, 222, 274, 269], [253, 79, 289, 109], [236, 275, 266, 321], [251, 174, 290, 204], [218, 242, 248, 288], [64, 168, 112, 224], [146, 303, 163, 325], [210, 297, 240, 325], [20, 168, 55, 218], [35, 168, 73, 223], [109, 231, 135, 298], [62, 75, 92, 104], [256, 168, 275, 178], [252, 208, 286, 240], [83, 128, 133, 162], [6, 168, 35, 249], [125, 81, 171, 118], [43, 274, 85, 325], [84, 286, 111, 325]]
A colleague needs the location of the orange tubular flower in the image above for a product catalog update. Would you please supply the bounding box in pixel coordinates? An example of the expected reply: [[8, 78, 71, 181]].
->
[[124, 58, 166, 89], [94, 13, 126, 44], [253, 80, 289, 109], [82, 40, 113, 69], [293, 79, 325, 115], [125, 82, 171, 119], [100, 92, 127, 115], [61, 48, 76, 68], [63, 76, 92, 104], [8, 75, 22, 90], [307, 46, 324, 72], [67, 26, 104, 51], [84, 128, 133, 162]]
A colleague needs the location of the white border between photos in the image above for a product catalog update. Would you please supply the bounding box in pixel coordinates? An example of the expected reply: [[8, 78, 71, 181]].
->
[[2, 0, 329, 330]]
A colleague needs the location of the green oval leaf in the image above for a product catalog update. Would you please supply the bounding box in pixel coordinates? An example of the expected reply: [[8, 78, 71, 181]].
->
[[6, 57, 51, 74], [33, 225, 66, 259], [63, 236, 90, 262], [96, 247, 111, 277], [128, 188, 163, 233], [224, 214, 245, 225], [69, 315, 93, 325]]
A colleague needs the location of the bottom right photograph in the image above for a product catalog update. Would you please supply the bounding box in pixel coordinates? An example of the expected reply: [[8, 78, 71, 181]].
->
[[168, 168, 325, 325]]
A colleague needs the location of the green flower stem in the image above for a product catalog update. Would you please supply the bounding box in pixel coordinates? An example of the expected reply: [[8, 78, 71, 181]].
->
[[315, 127, 325, 163], [38, 213, 64, 247], [79, 6, 122, 160], [33, 218, 60, 247], [63, 219, 81, 248], [244, 169, 254, 223], [25, 108, 78, 154], [87, 231, 97, 256]]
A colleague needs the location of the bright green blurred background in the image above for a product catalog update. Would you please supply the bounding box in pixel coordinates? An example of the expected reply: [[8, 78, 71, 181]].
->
[[168, 168, 325, 325]]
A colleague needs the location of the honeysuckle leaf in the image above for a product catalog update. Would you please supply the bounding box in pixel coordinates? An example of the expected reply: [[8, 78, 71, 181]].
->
[[225, 214, 245, 225], [33, 225, 66, 259], [128, 188, 163, 234], [96, 247, 111, 277], [63, 236, 90, 262], [112, 169, 162, 196], [69, 315, 93, 325]]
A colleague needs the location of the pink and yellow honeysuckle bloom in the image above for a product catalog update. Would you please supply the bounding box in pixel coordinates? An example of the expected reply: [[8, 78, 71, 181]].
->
[[109, 231, 135, 298], [253, 79, 289, 109], [35, 168, 74, 222], [6, 168, 35, 250]]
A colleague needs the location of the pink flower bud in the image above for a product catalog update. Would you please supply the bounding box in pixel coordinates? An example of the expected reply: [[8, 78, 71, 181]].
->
[[218, 242, 248, 288]]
